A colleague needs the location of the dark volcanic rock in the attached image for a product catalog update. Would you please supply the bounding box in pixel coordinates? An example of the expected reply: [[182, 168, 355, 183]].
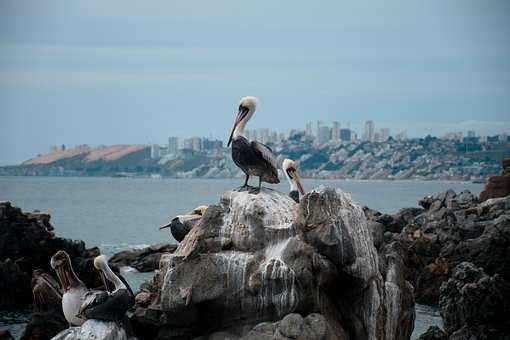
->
[[417, 326, 447, 340], [439, 262, 510, 339], [132, 187, 415, 340], [0, 201, 103, 308], [109, 243, 177, 272], [391, 190, 510, 307]]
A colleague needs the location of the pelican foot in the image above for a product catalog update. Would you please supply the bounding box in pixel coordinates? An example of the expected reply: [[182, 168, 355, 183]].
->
[[248, 187, 261, 194], [237, 185, 253, 192]]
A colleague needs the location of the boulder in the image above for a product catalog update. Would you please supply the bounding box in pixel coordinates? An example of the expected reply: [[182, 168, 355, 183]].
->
[[439, 262, 510, 339], [417, 326, 446, 340], [50, 320, 135, 340], [132, 187, 415, 340], [109, 244, 177, 272]]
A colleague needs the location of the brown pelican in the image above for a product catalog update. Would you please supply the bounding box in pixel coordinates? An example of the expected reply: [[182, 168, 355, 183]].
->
[[50, 250, 89, 326], [160, 205, 208, 242], [282, 158, 305, 203], [227, 96, 280, 191]]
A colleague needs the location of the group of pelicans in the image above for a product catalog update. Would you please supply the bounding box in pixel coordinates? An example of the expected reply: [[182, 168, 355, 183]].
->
[[37, 96, 305, 333]]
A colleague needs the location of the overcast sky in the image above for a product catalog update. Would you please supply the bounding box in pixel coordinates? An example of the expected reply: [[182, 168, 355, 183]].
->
[[1, 0, 509, 165]]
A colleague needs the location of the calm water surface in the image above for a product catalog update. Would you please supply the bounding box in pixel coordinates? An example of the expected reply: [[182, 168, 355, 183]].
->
[[0, 176, 481, 338]]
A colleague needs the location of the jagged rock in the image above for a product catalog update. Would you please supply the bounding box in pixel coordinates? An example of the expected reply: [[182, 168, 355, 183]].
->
[[133, 187, 414, 340], [0, 201, 103, 308], [50, 320, 135, 340], [417, 326, 446, 340], [109, 244, 177, 272], [395, 190, 510, 306], [439, 262, 510, 339]]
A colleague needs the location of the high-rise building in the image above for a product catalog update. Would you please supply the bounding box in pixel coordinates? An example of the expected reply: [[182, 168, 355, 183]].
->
[[305, 122, 314, 137], [278, 132, 286, 143], [499, 133, 508, 142], [150, 144, 160, 159], [395, 131, 407, 141], [467, 131, 476, 138], [168, 137, 179, 154], [332, 121, 341, 140], [270, 131, 278, 144], [363, 121, 375, 141], [317, 126, 332, 145], [260, 129, 270, 144], [315, 121, 323, 138], [380, 128, 390, 141], [340, 128, 352, 142], [191, 137, 202, 151]]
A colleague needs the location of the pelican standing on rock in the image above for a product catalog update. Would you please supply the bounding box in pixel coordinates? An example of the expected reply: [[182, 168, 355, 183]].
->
[[282, 159, 305, 203], [160, 205, 208, 242], [227, 96, 280, 191]]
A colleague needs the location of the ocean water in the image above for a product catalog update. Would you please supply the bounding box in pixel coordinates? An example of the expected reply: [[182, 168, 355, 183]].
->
[[0, 176, 481, 338]]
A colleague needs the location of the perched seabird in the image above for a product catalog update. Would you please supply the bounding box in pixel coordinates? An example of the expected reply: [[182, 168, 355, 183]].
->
[[77, 255, 134, 322], [160, 205, 208, 242], [50, 250, 90, 326], [227, 96, 280, 191], [31, 269, 62, 313], [282, 159, 305, 203]]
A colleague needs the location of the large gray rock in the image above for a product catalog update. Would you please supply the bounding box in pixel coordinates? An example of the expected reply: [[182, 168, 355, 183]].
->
[[133, 187, 414, 340], [50, 320, 135, 340]]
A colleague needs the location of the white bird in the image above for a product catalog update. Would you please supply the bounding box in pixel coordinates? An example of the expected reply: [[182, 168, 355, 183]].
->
[[282, 159, 305, 203], [227, 96, 279, 191]]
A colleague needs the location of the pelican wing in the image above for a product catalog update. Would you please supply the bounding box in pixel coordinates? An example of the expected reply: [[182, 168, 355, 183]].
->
[[251, 141, 279, 178], [78, 289, 109, 317]]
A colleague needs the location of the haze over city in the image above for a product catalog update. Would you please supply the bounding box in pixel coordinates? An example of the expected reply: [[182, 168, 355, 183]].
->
[[1, 0, 510, 165]]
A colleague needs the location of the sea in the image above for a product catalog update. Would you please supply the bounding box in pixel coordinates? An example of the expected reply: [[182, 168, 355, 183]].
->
[[0, 176, 483, 339]]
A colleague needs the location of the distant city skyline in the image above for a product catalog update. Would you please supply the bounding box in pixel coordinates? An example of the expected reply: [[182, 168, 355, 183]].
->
[[1, 1, 510, 165]]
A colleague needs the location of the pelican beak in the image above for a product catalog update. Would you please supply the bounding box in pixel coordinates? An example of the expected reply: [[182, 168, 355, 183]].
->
[[160, 217, 178, 230], [287, 168, 305, 196], [228, 106, 249, 147], [295, 174, 305, 196], [100, 271, 110, 293]]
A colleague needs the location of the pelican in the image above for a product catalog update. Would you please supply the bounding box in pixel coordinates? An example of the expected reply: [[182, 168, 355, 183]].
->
[[227, 96, 280, 191], [282, 158, 305, 203], [50, 250, 89, 326], [160, 205, 208, 242], [78, 255, 134, 322], [31, 269, 62, 312]]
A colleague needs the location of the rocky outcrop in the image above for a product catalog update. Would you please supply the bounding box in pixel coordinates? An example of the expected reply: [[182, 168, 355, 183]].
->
[[131, 187, 415, 340], [367, 190, 510, 307], [109, 244, 178, 272], [0, 201, 103, 308], [479, 158, 510, 202], [439, 262, 510, 339]]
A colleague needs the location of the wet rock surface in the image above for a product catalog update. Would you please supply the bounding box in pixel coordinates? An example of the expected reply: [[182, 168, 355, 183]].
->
[[109, 244, 178, 272], [131, 187, 415, 340], [0, 201, 102, 309]]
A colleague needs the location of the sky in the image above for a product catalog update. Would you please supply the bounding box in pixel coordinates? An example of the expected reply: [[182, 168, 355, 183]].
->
[[0, 0, 509, 165]]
